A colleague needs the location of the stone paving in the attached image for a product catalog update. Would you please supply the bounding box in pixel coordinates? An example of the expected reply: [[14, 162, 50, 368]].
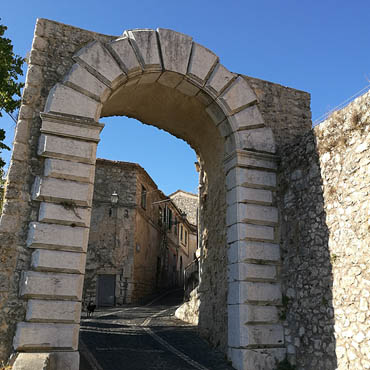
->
[[79, 291, 235, 370]]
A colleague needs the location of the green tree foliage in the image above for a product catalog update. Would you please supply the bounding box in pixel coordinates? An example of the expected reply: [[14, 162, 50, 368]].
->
[[0, 21, 25, 210]]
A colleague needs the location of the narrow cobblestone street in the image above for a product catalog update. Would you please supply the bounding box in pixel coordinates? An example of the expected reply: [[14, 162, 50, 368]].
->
[[79, 291, 235, 370]]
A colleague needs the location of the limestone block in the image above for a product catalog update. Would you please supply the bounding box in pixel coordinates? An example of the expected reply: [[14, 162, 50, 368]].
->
[[227, 187, 273, 206], [187, 43, 218, 85], [157, 28, 193, 74], [11, 141, 28, 161], [73, 41, 126, 88], [12, 353, 50, 370], [224, 151, 277, 173], [195, 89, 214, 106], [228, 304, 278, 326], [176, 79, 199, 96], [32, 249, 86, 274], [41, 119, 102, 142], [44, 158, 95, 183], [138, 72, 161, 85], [19, 271, 84, 300], [205, 63, 235, 97], [218, 76, 257, 115], [27, 222, 89, 252], [229, 348, 286, 370], [237, 127, 276, 154], [228, 240, 280, 264], [39, 202, 91, 227], [228, 105, 265, 131], [0, 214, 19, 233], [44, 84, 102, 121], [63, 63, 111, 103], [226, 167, 276, 190], [205, 102, 226, 125], [13, 322, 79, 351], [32, 176, 93, 206], [235, 324, 284, 347], [157, 71, 183, 88], [227, 223, 275, 243], [217, 119, 233, 138], [13, 351, 79, 370], [26, 299, 81, 323], [109, 36, 142, 77], [127, 29, 162, 72], [228, 263, 277, 282], [38, 134, 97, 164], [227, 203, 278, 226], [228, 281, 282, 304]]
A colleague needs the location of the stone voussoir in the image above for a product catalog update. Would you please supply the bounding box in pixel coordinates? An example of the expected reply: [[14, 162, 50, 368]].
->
[[73, 40, 126, 88], [205, 63, 236, 98]]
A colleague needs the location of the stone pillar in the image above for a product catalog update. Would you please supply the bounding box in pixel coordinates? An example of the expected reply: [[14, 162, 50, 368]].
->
[[225, 150, 286, 370], [12, 112, 103, 370]]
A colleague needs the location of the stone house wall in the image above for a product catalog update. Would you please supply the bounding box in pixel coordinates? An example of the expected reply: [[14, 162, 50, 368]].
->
[[278, 91, 370, 369], [170, 190, 198, 226]]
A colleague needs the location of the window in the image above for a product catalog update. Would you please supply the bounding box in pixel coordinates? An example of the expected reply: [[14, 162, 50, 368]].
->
[[168, 208, 172, 230], [185, 230, 188, 245], [141, 185, 147, 209], [174, 217, 178, 235], [158, 207, 162, 226], [180, 224, 183, 242]]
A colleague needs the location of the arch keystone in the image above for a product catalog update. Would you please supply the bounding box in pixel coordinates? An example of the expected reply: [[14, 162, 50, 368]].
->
[[126, 29, 162, 73], [157, 28, 193, 74]]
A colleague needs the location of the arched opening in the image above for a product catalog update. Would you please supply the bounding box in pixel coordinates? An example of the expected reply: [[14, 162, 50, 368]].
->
[[3, 24, 282, 370]]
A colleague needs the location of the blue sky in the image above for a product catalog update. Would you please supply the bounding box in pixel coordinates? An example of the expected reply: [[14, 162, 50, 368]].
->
[[1, 0, 369, 194]]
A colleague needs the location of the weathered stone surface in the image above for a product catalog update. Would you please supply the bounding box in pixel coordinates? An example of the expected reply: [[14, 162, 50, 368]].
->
[[44, 158, 95, 183], [26, 299, 81, 323], [39, 202, 91, 227], [176, 79, 199, 96], [227, 203, 278, 226], [205, 101, 226, 125], [229, 348, 286, 370], [73, 41, 125, 88], [227, 187, 273, 206], [13, 352, 79, 370], [19, 271, 83, 300], [229, 304, 279, 326], [218, 76, 257, 115], [237, 127, 276, 153], [137, 72, 161, 85], [13, 322, 79, 350], [157, 71, 183, 88], [226, 167, 276, 190], [227, 223, 275, 243], [40, 116, 103, 143], [127, 29, 162, 72], [228, 105, 265, 131], [228, 263, 277, 282], [32, 176, 93, 206], [228, 241, 280, 264], [63, 63, 111, 102], [229, 323, 284, 347], [225, 150, 277, 173], [109, 36, 142, 77], [27, 222, 89, 252], [44, 84, 101, 121], [228, 281, 282, 305], [187, 43, 218, 85], [157, 28, 192, 74], [38, 134, 97, 164], [205, 63, 235, 97], [31, 249, 86, 274]]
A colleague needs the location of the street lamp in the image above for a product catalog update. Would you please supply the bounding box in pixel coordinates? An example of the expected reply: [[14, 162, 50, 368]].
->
[[111, 191, 119, 205]]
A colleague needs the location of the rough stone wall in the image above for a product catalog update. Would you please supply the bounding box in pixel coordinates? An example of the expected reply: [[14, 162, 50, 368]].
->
[[278, 91, 370, 369], [84, 159, 138, 305], [170, 190, 198, 225], [0, 19, 115, 361]]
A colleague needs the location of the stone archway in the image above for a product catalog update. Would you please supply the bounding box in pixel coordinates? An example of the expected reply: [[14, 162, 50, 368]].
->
[[1, 21, 284, 370]]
